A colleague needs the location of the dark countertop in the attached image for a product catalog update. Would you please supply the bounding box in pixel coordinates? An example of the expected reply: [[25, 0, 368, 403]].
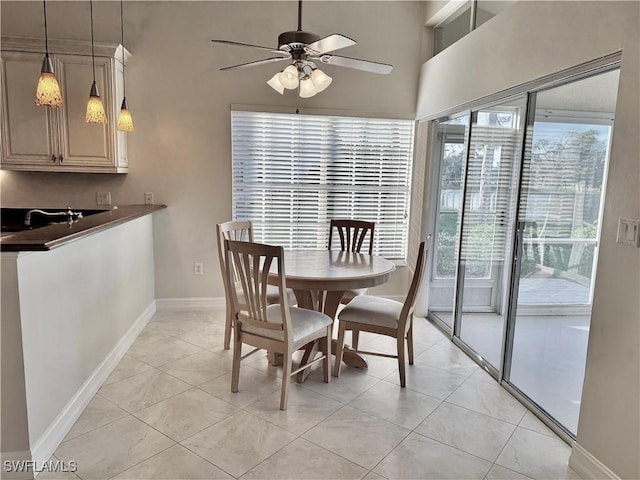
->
[[0, 204, 166, 252]]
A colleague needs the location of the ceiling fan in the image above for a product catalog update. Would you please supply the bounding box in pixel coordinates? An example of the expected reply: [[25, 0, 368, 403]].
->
[[210, 1, 393, 98]]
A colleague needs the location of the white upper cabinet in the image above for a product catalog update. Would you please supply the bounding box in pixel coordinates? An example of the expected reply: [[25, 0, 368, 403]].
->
[[0, 37, 130, 173]]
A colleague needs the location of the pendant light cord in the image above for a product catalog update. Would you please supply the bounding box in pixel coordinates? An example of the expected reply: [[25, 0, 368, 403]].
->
[[89, 0, 96, 83], [43, 0, 49, 56], [120, 0, 126, 99]]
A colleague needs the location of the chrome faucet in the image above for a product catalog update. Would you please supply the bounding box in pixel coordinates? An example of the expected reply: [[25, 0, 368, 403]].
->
[[24, 207, 83, 226]]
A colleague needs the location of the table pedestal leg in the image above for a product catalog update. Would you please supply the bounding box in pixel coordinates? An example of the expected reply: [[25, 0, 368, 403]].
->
[[336, 341, 368, 368], [295, 290, 368, 382]]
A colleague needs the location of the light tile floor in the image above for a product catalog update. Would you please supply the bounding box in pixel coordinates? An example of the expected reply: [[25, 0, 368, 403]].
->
[[47, 308, 580, 480]]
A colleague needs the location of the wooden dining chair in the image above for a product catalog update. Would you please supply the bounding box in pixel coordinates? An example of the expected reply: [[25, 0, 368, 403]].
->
[[328, 219, 375, 314], [333, 239, 428, 387], [216, 220, 296, 350], [225, 239, 332, 410], [328, 219, 375, 255]]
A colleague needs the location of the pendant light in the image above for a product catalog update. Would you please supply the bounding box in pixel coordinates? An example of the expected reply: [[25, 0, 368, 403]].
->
[[116, 0, 134, 132], [35, 0, 63, 107], [85, 0, 106, 124]]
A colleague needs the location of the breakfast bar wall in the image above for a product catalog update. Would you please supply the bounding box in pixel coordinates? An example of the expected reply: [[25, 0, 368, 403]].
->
[[1, 213, 158, 473]]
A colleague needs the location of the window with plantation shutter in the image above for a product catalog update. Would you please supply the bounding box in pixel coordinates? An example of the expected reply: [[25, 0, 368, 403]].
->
[[231, 111, 415, 260]]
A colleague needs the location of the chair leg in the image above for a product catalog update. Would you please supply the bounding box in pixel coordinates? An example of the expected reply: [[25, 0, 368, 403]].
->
[[397, 335, 406, 388], [323, 326, 331, 383], [223, 307, 232, 350], [280, 350, 292, 410], [407, 314, 414, 365], [231, 330, 241, 393], [333, 321, 347, 377], [352, 330, 360, 350]]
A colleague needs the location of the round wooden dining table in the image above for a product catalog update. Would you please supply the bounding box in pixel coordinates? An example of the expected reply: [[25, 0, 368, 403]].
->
[[269, 249, 396, 381]]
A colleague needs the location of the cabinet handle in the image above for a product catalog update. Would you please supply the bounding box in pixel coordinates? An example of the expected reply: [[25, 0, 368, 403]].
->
[[58, 155, 64, 163], [52, 154, 57, 163]]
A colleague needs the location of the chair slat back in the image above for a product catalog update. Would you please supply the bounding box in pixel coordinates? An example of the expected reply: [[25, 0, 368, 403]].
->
[[329, 219, 375, 255], [225, 240, 289, 334], [217, 220, 253, 274], [399, 236, 431, 331], [217, 220, 253, 299]]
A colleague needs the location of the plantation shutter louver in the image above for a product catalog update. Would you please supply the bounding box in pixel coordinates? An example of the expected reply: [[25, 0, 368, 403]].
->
[[231, 111, 415, 260]]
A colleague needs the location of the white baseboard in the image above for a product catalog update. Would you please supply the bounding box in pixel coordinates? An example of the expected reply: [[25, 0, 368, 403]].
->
[[1, 451, 34, 480], [569, 442, 620, 479], [156, 297, 225, 310], [28, 301, 156, 471]]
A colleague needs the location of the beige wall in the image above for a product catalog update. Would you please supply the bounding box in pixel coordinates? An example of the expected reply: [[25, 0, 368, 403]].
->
[[0, 1, 426, 299], [416, 1, 639, 478]]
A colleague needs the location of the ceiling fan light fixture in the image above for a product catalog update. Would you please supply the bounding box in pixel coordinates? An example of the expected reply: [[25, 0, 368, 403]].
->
[[310, 68, 332, 93], [299, 77, 318, 98], [267, 72, 285, 94], [279, 64, 300, 89]]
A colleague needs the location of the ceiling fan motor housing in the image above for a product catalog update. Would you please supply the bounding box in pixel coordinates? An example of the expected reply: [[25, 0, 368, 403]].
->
[[278, 30, 321, 52]]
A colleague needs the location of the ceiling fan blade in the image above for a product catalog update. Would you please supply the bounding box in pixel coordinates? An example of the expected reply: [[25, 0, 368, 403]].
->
[[211, 39, 284, 54], [305, 34, 356, 55], [313, 54, 393, 74], [220, 57, 290, 71]]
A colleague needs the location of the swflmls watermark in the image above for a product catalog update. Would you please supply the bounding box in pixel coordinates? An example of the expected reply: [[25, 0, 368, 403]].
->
[[3, 460, 78, 474]]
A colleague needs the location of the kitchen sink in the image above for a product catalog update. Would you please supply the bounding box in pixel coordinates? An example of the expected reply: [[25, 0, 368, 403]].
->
[[0, 208, 109, 233]]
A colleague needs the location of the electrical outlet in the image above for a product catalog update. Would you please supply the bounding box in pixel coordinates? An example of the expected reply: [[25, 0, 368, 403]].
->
[[144, 192, 154, 205], [96, 192, 112, 205], [194, 262, 204, 276]]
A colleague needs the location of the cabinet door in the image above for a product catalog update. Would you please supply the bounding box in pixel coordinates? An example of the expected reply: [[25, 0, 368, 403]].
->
[[57, 54, 114, 167], [1, 51, 59, 166]]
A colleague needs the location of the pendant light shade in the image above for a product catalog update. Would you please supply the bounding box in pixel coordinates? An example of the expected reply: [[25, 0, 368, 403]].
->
[[86, 0, 106, 124], [117, 98, 134, 132], [35, 1, 63, 107], [86, 80, 107, 123], [116, 0, 134, 132]]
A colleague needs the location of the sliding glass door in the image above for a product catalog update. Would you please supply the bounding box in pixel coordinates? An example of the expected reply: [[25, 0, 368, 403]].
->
[[427, 65, 620, 437], [456, 101, 525, 369], [505, 69, 619, 435]]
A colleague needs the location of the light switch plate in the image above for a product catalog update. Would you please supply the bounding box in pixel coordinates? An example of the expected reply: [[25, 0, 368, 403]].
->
[[616, 218, 640, 247]]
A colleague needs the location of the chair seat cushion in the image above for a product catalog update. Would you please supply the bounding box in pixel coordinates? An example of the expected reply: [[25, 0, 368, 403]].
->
[[241, 305, 332, 343], [338, 295, 403, 330], [236, 284, 297, 306], [340, 288, 368, 304]]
